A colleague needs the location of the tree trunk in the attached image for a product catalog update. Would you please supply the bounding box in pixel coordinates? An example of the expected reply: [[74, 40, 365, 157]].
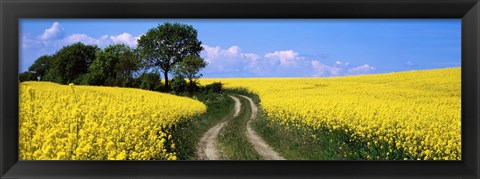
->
[[189, 77, 194, 94], [164, 71, 169, 92]]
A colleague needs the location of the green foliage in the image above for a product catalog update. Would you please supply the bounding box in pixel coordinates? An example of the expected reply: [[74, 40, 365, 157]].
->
[[42, 70, 63, 84], [175, 55, 207, 93], [73, 74, 90, 85], [137, 22, 203, 90], [135, 72, 163, 91], [19, 71, 38, 82], [27, 55, 54, 81], [204, 82, 223, 94], [87, 44, 140, 87], [44, 42, 99, 84], [170, 75, 188, 94]]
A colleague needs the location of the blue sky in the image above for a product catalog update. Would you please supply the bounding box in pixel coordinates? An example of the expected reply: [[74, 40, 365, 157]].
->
[[20, 19, 461, 78]]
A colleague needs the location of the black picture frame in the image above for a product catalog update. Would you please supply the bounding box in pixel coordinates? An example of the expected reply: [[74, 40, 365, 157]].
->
[[1, 0, 479, 178]]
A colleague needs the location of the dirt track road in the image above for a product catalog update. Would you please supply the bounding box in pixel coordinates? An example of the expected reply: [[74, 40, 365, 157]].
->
[[239, 95, 285, 160], [196, 94, 285, 160], [196, 95, 240, 160]]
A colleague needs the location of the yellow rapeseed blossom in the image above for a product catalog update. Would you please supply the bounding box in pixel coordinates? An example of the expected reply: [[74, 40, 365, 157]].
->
[[201, 68, 461, 160], [19, 82, 206, 160]]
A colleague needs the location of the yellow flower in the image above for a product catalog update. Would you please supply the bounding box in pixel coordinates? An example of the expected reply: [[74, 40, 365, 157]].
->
[[19, 81, 206, 160], [201, 67, 461, 160]]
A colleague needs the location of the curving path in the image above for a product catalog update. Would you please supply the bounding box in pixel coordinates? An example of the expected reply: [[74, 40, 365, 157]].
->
[[196, 95, 241, 160], [196, 94, 284, 160], [239, 95, 285, 160]]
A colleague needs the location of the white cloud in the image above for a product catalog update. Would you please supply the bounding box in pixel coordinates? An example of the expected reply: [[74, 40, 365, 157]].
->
[[39, 22, 65, 40], [225, 46, 241, 57], [109, 33, 138, 47], [335, 60, 349, 66], [244, 53, 261, 61], [264, 50, 304, 67], [405, 60, 417, 67], [58, 33, 140, 47], [64, 34, 101, 45], [311, 60, 342, 77], [201, 45, 279, 77], [311, 60, 376, 77], [36, 22, 140, 48], [21, 34, 42, 49], [347, 64, 376, 75], [201, 45, 222, 62], [202, 47, 372, 77], [201, 45, 260, 63], [264, 50, 299, 60]]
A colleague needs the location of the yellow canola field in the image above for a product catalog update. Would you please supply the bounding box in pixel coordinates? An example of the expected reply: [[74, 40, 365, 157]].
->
[[19, 82, 206, 160], [201, 68, 461, 160]]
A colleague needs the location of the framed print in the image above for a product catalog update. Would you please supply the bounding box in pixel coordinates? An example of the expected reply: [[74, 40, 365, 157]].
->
[[1, 0, 479, 178]]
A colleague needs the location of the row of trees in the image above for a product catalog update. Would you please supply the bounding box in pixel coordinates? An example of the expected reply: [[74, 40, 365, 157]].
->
[[20, 23, 208, 93]]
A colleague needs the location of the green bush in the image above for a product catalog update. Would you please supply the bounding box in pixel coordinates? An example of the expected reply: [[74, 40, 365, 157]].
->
[[19, 72, 38, 82], [135, 72, 163, 91], [204, 82, 223, 94], [171, 75, 188, 94]]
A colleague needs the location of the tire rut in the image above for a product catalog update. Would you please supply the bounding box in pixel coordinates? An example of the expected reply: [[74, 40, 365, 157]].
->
[[196, 94, 284, 160], [196, 95, 241, 160], [239, 95, 286, 160]]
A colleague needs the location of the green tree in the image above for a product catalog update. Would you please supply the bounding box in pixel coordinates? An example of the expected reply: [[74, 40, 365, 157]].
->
[[114, 47, 141, 87], [19, 71, 37, 82], [137, 22, 203, 91], [27, 55, 54, 81], [170, 75, 188, 94], [87, 44, 140, 87], [135, 72, 163, 91], [46, 42, 99, 84], [175, 55, 208, 93]]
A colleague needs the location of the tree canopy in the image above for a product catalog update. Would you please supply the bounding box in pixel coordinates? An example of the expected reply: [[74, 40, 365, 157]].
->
[[27, 55, 54, 81], [44, 42, 99, 84], [175, 55, 208, 93], [137, 22, 203, 91], [87, 44, 140, 87]]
